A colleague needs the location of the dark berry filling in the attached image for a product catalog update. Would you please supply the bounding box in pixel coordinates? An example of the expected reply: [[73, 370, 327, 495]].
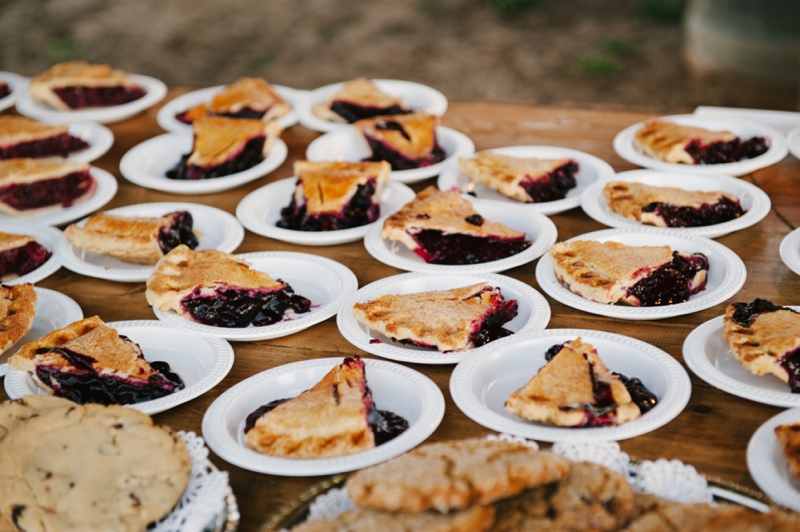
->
[[625, 251, 709, 306], [330, 101, 410, 123], [0, 170, 94, 211], [181, 282, 311, 328], [685, 136, 770, 164], [409, 229, 531, 265], [174, 109, 196, 124], [277, 179, 379, 231], [544, 342, 566, 361], [641, 196, 745, 227], [0, 83, 10, 100], [362, 121, 447, 170], [465, 214, 484, 226], [518, 161, 579, 202], [730, 298, 794, 327], [780, 347, 800, 394], [166, 135, 265, 180], [0, 241, 51, 279], [467, 296, 518, 348], [157, 211, 199, 254], [243, 398, 290, 433], [0, 133, 89, 160], [175, 106, 268, 125], [52, 85, 147, 109], [614, 373, 659, 413]]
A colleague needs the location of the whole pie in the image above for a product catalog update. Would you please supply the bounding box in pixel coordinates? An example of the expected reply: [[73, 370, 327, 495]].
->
[[0, 231, 52, 280], [313, 77, 410, 123], [166, 116, 281, 180], [458, 152, 580, 203], [382, 186, 532, 264], [723, 299, 800, 392], [633, 120, 769, 165], [175, 77, 291, 124], [603, 181, 745, 227], [549, 240, 709, 306], [244, 355, 408, 458], [64, 210, 199, 264], [0, 283, 37, 355], [277, 160, 390, 231], [351, 282, 519, 352], [146, 245, 312, 328], [29, 61, 147, 110], [8, 315, 185, 405], [356, 113, 446, 170], [776, 423, 800, 480], [505, 338, 657, 427], [0, 116, 89, 160], [0, 159, 96, 215]]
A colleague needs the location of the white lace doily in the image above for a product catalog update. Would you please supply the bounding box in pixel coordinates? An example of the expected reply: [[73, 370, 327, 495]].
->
[[632, 458, 714, 505], [551, 440, 630, 476]]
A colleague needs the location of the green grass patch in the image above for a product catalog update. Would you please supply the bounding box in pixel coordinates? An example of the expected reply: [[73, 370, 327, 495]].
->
[[571, 56, 622, 77], [485, 0, 539, 13], [43, 38, 80, 61], [602, 37, 637, 57]]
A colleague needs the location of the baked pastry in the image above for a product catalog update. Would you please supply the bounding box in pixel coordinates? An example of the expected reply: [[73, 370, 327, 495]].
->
[[244, 355, 408, 458], [175, 77, 291, 124], [8, 316, 184, 405], [290, 506, 495, 532], [146, 245, 312, 328], [64, 210, 199, 264], [505, 338, 657, 427], [29, 61, 146, 110], [356, 113, 446, 170], [458, 152, 580, 203], [166, 116, 281, 180], [277, 160, 390, 231], [0, 231, 51, 280], [351, 282, 519, 352], [723, 299, 800, 392], [313, 77, 410, 123], [382, 186, 531, 264], [0, 116, 89, 160], [0, 284, 36, 355], [633, 120, 769, 165], [0, 82, 9, 100], [775, 423, 800, 481], [603, 181, 746, 228], [0, 158, 96, 215], [0, 395, 191, 532], [549, 240, 709, 306]]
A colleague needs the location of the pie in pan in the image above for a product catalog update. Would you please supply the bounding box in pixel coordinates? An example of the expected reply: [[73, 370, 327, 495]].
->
[[29, 61, 147, 110], [0, 283, 36, 355], [458, 152, 579, 203], [603, 181, 745, 228], [382, 186, 531, 265], [0, 159, 96, 215], [146, 245, 311, 328], [64, 210, 199, 264], [0, 116, 89, 160], [313, 77, 410, 123], [549, 240, 709, 306], [776, 423, 800, 480], [277, 160, 390, 231], [175, 77, 291, 124], [356, 113, 446, 170], [244, 355, 408, 458], [351, 282, 518, 352], [0, 231, 52, 280]]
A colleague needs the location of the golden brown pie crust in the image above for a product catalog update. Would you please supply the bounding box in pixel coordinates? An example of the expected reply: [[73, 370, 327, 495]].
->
[[188, 116, 281, 167], [356, 113, 438, 159], [0, 283, 37, 355], [459, 152, 574, 203], [292, 160, 390, 214], [209, 77, 290, 119], [313, 78, 406, 123], [0, 116, 69, 146], [30, 61, 143, 111], [0, 231, 35, 253], [633, 120, 738, 164]]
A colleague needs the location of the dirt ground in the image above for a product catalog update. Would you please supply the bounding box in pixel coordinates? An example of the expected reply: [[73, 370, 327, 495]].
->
[[0, 0, 796, 111]]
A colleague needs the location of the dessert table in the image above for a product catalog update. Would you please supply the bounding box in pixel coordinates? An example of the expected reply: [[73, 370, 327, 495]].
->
[[2, 91, 799, 532]]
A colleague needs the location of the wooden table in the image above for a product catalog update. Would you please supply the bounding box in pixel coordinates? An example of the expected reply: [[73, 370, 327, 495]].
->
[[2, 92, 799, 532]]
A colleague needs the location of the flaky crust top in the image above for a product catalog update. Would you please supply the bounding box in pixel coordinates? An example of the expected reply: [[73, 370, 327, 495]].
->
[[294, 160, 390, 214], [603, 181, 735, 222], [459, 152, 572, 186], [633, 120, 738, 163], [356, 113, 438, 159], [0, 116, 68, 145], [329, 77, 404, 107], [209, 77, 286, 113], [0, 283, 37, 354], [188, 117, 280, 166], [0, 158, 90, 186], [0, 231, 35, 252], [550, 240, 674, 287], [31, 61, 137, 88]]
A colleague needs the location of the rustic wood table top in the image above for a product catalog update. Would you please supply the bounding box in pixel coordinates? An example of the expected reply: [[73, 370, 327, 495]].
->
[[2, 91, 799, 532]]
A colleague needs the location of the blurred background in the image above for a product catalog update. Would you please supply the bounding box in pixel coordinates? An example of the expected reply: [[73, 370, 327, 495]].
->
[[1, 0, 798, 111]]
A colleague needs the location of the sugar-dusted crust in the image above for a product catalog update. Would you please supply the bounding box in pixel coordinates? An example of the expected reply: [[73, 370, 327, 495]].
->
[[313, 77, 406, 123], [290, 506, 496, 532], [293, 160, 390, 215], [346, 438, 571, 512], [356, 113, 438, 159], [30, 61, 143, 111], [776, 423, 800, 481], [633, 120, 738, 164], [0, 116, 69, 146], [0, 395, 191, 532], [209, 77, 290, 121], [0, 231, 35, 253], [458, 152, 574, 203], [188, 116, 281, 167], [0, 284, 37, 355], [352, 282, 507, 352]]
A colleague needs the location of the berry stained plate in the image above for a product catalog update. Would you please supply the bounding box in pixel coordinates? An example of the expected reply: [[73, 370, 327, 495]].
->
[[0, 222, 62, 285], [747, 408, 800, 512], [0, 71, 27, 112]]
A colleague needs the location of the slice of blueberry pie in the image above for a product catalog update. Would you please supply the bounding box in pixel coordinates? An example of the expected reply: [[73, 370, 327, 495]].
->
[[723, 299, 800, 393], [549, 240, 709, 306], [146, 245, 311, 328], [0, 82, 10, 100], [0, 159, 96, 215], [382, 186, 531, 264], [8, 316, 184, 405], [64, 211, 199, 264], [175, 77, 291, 124], [356, 113, 446, 170], [0, 116, 89, 160], [458, 152, 579, 203], [244, 355, 408, 458], [633, 120, 769, 165], [277, 160, 390, 231], [313, 77, 410, 124], [0, 232, 51, 281], [505, 338, 658, 427], [352, 282, 518, 352], [776, 423, 800, 480], [29, 61, 147, 110], [0, 283, 37, 356]]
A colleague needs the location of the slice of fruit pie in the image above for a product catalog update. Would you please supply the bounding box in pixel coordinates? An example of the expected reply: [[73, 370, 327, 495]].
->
[[0, 283, 37, 357], [277, 160, 390, 231], [145, 245, 311, 328], [351, 282, 518, 352], [313, 77, 410, 124], [505, 337, 658, 427], [243, 355, 408, 458], [549, 240, 709, 306], [0, 116, 89, 160], [382, 186, 531, 265], [175, 77, 291, 124], [0, 232, 51, 281], [0, 159, 96, 215], [8, 315, 184, 405], [29, 61, 147, 110], [356, 113, 446, 170]]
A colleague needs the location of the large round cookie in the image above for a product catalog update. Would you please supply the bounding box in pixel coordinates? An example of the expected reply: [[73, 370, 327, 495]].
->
[[0, 396, 191, 532]]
